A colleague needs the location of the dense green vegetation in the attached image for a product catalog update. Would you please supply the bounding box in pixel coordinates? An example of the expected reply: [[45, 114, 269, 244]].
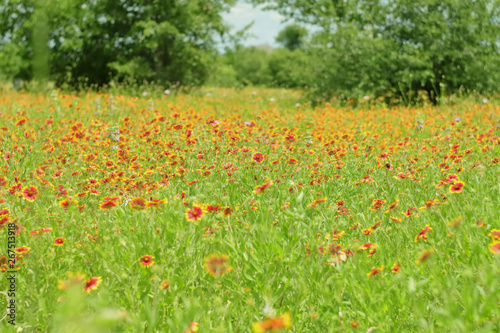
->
[[1, 0, 499, 103]]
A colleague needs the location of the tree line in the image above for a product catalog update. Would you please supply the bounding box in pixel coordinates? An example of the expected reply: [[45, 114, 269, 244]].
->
[[1, 0, 499, 104]]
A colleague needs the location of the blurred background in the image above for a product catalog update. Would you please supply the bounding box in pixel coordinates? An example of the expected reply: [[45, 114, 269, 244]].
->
[[0, 0, 499, 104]]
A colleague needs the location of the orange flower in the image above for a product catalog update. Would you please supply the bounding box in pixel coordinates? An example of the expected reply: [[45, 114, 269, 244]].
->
[[253, 181, 273, 194], [416, 249, 434, 264], [385, 199, 399, 213], [308, 197, 327, 209], [252, 313, 292, 333], [160, 280, 170, 290], [222, 206, 233, 216], [367, 265, 384, 277], [370, 199, 386, 211], [359, 243, 377, 256], [146, 198, 167, 209], [83, 276, 102, 293], [183, 322, 199, 333], [204, 254, 233, 277], [59, 198, 78, 210], [391, 263, 401, 273], [22, 185, 39, 202], [390, 216, 402, 223], [415, 224, 433, 242], [138, 255, 155, 268], [361, 228, 373, 235]]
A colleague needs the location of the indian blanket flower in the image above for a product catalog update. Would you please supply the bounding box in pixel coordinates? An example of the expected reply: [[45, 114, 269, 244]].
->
[[139, 255, 155, 268], [385, 199, 399, 213], [22, 185, 39, 202], [15, 246, 31, 254], [390, 216, 402, 223], [186, 205, 204, 221], [130, 197, 147, 210], [253, 181, 273, 194], [204, 254, 233, 278], [489, 242, 500, 254], [416, 249, 434, 264], [83, 276, 103, 293], [362, 228, 373, 235], [146, 198, 167, 209], [99, 196, 121, 209], [54, 237, 66, 246], [253, 153, 264, 163], [415, 224, 433, 242], [419, 199, 438, 210], [183, 322, 199, 333], [59, 198, 78, 211], [402, 207, 418, 218], [308, 197, 327, 209], [370, 199, 386, 211], [160, 280, 170, 290], [367, 265, 384, 277], [252, 313, 292, 333], [488, 229, 500, 241], [449, 181, 465, 193], [391, 263, 401, 273], [359, 243, 377, 256]]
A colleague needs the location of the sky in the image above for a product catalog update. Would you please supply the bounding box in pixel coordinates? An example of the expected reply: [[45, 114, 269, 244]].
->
[[221, 1, 287, 47]]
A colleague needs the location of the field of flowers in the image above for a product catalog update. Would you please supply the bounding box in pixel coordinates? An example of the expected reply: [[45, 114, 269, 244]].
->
[[0, 88, 499, 332]]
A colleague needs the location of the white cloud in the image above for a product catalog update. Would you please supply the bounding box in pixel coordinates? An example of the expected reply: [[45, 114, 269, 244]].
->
[[222, 1, 286, 46]]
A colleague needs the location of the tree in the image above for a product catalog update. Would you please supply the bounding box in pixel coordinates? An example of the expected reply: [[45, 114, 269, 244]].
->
[[267, 48, 310, 88], [253, 0, 500, 103], [0, 0, 235, 87], [275, 24, 308, 51], [225, 46, 272, 86]]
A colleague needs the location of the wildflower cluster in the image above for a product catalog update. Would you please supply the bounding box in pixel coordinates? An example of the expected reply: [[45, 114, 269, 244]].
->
[[0, 90, 498, 331]]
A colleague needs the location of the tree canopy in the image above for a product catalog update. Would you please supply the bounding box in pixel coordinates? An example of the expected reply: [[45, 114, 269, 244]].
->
[[253, 0, 500, 103], [0, 0, 234, 86], [275, 24, 308, 51]]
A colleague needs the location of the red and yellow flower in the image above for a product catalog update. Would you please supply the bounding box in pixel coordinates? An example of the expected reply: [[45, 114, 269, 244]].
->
[[186, 205, 205, 221], [138, 255, 155, 268], [54, 237, 66, 246], [99, 196, 121, 209], [204, 254, 232, 277], [83, 276, 103, 293], [22, 185, 39, 202], [449, 181, 465, 193], [252, 313, 292, 333]]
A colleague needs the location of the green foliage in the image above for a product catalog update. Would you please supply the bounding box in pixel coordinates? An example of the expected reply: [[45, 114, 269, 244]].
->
[[223, 47, 272, 86], [254, 0, 500, 103], [275, 24, 308, 51], [0, 0, 234, 87], [209, 46, 311, 89], [267, 48, 310, 88]]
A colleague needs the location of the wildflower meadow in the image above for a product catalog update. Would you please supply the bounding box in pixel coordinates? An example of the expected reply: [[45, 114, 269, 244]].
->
[[0, 88, 499, 332]]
